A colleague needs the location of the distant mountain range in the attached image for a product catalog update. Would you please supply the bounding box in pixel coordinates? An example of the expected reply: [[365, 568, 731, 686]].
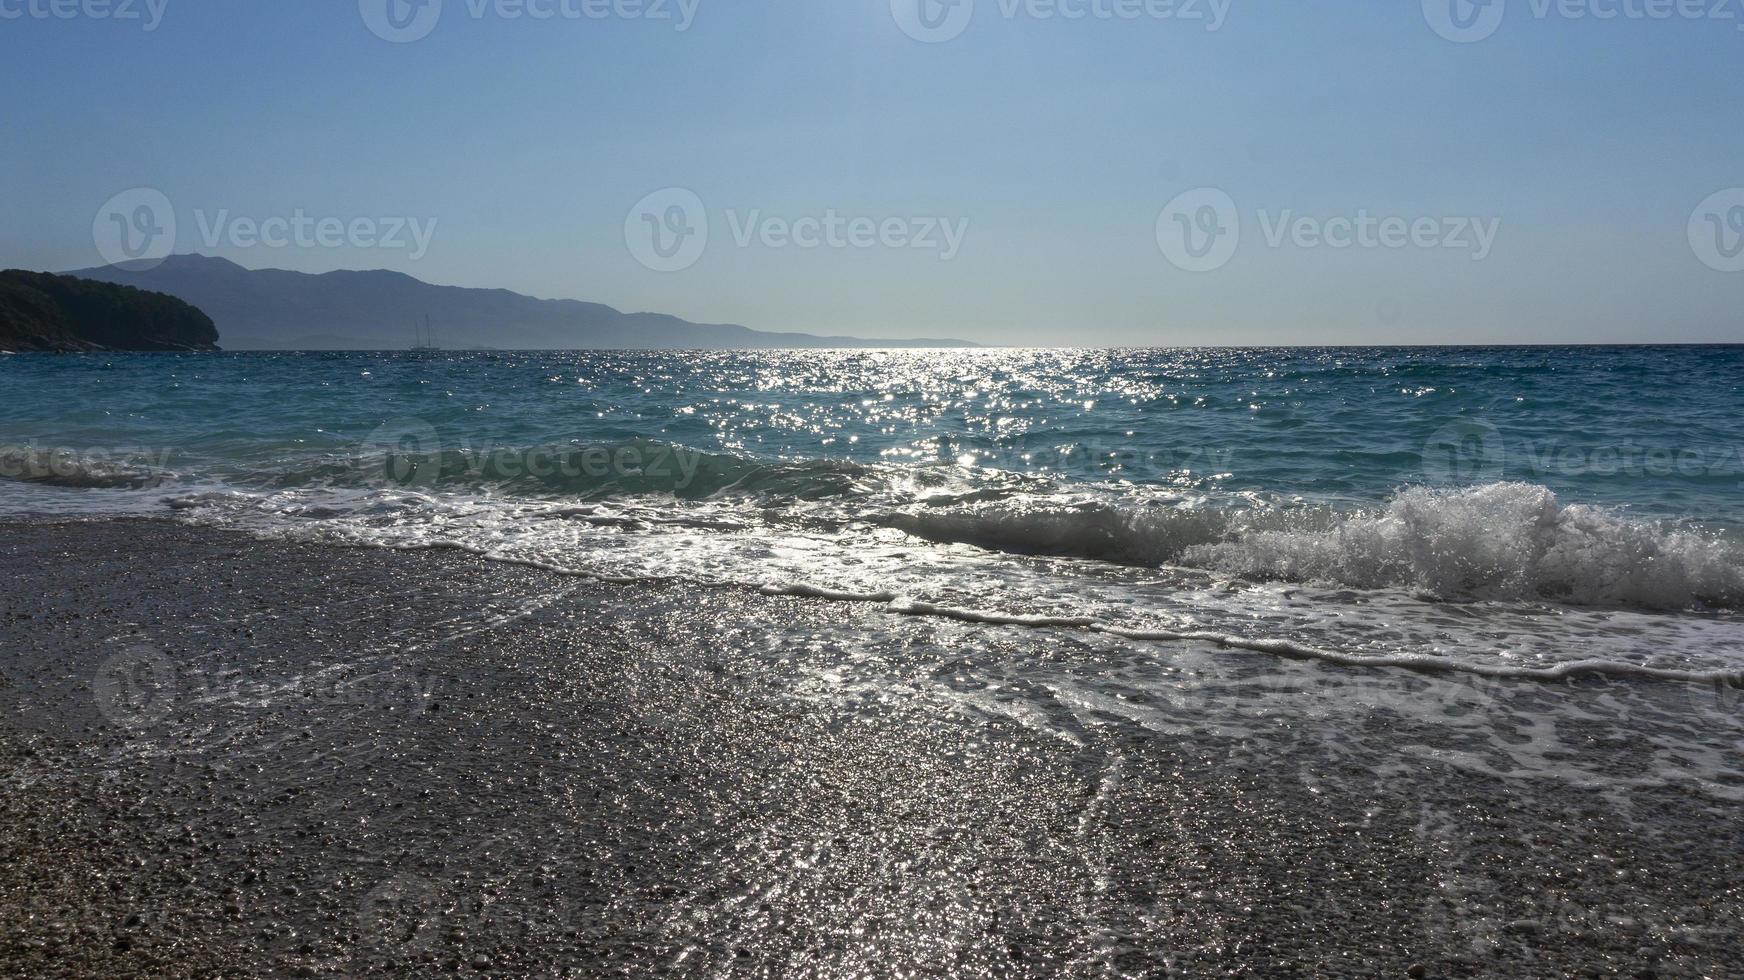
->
[[67, 255, 975, 350]]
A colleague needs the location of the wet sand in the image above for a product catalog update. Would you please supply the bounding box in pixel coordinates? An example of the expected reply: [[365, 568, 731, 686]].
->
[[1, 518, 1740, 978]]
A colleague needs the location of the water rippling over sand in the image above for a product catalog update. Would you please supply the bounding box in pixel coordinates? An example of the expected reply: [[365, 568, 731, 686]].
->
[[3, 347, 1742, 685]]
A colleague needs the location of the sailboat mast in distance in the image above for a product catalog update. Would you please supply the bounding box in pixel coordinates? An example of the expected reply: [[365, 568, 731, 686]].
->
[[412, 314, 439, 351]]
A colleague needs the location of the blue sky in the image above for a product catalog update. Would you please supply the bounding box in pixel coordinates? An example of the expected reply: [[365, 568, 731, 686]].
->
[[3, 0, 1742, 344]]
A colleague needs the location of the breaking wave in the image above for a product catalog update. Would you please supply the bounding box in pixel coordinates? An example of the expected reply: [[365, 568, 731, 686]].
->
[[887, 483, 1743, 612], [8, 428, 1739, 614], [1182, 483, 1743, 611]]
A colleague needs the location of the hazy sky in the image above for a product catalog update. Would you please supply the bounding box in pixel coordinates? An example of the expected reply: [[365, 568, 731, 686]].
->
[[3, 1, 1743, 345]]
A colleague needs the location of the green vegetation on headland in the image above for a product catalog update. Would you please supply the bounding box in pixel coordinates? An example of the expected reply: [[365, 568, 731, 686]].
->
[[0, 270, 219, 352]]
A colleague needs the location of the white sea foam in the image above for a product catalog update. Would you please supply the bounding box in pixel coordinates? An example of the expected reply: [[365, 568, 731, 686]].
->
[[5, 469, 1742, 684], [887, 482, 1744, 612], [122, 474, 1744, 680], [1183, 483, 1743, 611]]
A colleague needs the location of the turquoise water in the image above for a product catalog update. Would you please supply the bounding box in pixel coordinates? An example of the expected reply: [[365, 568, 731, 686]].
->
[[3, 346, 1742, 676]]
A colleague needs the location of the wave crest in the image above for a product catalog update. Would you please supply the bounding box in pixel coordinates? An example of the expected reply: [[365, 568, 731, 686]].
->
[[1184, 483, 1743, 610], [885, 497, 1247, 565], [885, 483, 1743, 611]]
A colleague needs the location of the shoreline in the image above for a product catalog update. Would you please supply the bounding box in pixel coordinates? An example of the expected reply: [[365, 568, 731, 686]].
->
[[2, 517, 1741, 977]]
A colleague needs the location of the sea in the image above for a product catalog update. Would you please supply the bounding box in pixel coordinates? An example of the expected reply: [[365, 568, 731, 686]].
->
[[4, 346, 1743, 800], [3, 345, 1741, 673]]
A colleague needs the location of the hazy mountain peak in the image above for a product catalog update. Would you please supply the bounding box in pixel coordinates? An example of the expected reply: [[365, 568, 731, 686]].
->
[[156, 253, 248, 273], [63, 255, 975, 351]]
